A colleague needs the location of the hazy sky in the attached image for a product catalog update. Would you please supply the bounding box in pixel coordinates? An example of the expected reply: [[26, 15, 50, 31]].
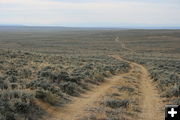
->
[[0, 0, 180, 27]]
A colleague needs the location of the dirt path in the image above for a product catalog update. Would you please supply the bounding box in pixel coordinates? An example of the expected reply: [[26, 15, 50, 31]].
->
[[117, 39, 164, 119], [137, 63, 164, 120], [113, 55, 164, 120], [115, 36, 134, 54], [36, 55, 163, 120]]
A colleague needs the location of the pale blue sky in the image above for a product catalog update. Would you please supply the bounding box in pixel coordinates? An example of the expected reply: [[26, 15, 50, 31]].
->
[[0, 0, 180, 27]]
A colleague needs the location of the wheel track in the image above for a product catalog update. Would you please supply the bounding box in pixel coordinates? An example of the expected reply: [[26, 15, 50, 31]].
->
[[35, 55, 164, 120]]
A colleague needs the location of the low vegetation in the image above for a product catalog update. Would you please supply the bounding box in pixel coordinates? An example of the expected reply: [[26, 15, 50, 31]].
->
[[0, 49, 130, 120], [147, 60, 180, 104], [0, 28, 179, 120]]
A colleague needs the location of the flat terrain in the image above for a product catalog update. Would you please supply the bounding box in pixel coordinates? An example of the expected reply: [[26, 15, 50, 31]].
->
[[0, 27, 180, 56], [34, 55, 163, 120], [0, 27, 179, 120]]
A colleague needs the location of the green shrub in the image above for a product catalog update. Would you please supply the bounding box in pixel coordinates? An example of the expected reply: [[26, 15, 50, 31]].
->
[[14, 101, 30, 114], [117, 86, 135, 93], [35, 90, 47, 99], [171, 98, 180, 104], [60, 82, 80, 96], [19, 69, 32, 78], [6, 69, 18, 76], [165, 85, 180, 97], [105, 99, 129, 109], [35, 90, 59, 105]]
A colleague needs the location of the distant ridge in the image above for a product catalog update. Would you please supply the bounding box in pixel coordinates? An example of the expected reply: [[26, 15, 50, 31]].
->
[[0, 25, 180, 30], [0, 24, 26, 27], [0, 26, 127, 31]]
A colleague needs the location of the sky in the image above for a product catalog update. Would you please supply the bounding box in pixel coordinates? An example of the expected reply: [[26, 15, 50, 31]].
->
[[0, 0, 180, 27]]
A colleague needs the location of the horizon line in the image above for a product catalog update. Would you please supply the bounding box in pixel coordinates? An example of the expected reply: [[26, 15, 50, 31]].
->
[[0, 25, 180, 29]]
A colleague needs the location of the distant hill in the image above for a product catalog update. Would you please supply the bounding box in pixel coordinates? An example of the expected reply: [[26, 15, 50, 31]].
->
[[0, 25, 180, 30]]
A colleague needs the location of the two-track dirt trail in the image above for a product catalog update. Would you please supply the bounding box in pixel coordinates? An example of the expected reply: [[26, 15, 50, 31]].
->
[[113, 55, 164, 120], [137, 63, 164, 120], [36, 55, 163, 120]]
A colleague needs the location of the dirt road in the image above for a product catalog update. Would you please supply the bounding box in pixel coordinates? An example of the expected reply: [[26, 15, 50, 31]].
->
[[36, 55, 164, 120], [113, 55, 164, 120], [137, 62, 164, 120]]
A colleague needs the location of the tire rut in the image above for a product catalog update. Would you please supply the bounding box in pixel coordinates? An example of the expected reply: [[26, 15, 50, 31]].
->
[[36, 55, 164, 120]]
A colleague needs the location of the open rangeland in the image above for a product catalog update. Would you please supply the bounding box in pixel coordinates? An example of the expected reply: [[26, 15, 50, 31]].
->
[[0, 27, 179, 120]]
